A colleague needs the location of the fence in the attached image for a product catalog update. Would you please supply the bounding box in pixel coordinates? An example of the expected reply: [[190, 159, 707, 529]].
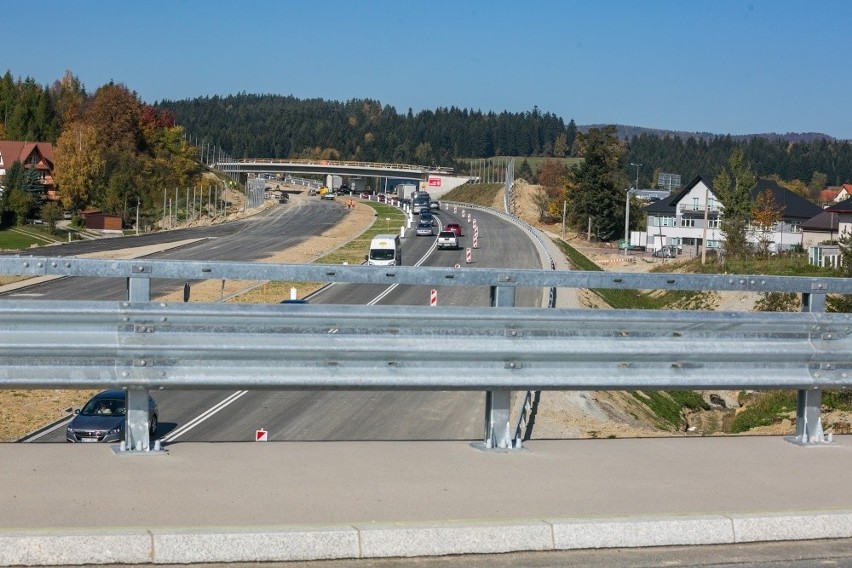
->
[[0, 257, 850, 453]]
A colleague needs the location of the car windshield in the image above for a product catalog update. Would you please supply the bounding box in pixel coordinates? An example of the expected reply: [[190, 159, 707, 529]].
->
[[81, 398, 126, 417], [370, 249, 395, 261]]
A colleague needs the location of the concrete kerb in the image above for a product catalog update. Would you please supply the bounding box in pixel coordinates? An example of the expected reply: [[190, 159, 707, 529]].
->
[[4, 511, 852, 565]]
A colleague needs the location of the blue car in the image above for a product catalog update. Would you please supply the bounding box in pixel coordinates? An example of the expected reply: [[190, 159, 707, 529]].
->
[[66, 390, 158, 443]]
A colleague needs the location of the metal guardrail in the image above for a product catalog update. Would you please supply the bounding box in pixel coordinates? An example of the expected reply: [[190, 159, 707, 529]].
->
[[0, 256, 848, 452], [3, 301, 849, 389]]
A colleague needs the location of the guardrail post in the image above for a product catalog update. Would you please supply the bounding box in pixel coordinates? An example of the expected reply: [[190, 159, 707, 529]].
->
[[124, 386, 153, 452], [124, 268, 155, 453], [795, 291, 827, 444], [483, 283, 516, 449], [127, 265, 151, 302]]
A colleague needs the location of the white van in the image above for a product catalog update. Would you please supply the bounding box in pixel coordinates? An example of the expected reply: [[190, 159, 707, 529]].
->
[[367, 234, 402, 266]]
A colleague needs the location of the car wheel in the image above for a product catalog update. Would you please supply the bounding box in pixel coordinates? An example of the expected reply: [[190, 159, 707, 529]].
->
[[150, 414, 158, 436]]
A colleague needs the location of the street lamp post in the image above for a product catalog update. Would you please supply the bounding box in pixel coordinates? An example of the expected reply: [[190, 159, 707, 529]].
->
[[630, 162, 642, 193], [624, 163, 641, 257]]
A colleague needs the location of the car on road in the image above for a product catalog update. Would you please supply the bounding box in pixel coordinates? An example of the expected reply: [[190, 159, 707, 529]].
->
[[359, 192, 370, 199], [436, 230, 459, 249], [430, 200, 440, 210], [420, 210, 435, 225], [416, 220, 434, 236], [66, 390, 158, 443], [445, 223, 462, 237], [377, 194, 386, 203], [418, 207, 430, 216]]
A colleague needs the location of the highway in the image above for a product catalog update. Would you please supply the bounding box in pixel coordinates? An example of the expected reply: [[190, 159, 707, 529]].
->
[[5, 198, 852, 566], [13, 199, 545, 444]]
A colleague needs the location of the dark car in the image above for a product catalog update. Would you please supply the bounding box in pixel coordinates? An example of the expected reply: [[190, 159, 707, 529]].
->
[[420, 211, 435, 225], [66, 390, 158, 443], [445, 223, 462, 237]]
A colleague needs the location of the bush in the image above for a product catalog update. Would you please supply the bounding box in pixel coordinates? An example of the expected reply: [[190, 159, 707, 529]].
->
[[730, 391, 796, 433]]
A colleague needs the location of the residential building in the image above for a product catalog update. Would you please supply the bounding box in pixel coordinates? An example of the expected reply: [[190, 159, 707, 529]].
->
[[642, 176, 822, 256], [0, 141, 56, 200], [825, 197, 852, 237], [834, 184, 852, 203]]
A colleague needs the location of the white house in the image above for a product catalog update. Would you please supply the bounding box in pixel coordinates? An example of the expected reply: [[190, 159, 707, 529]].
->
[[641, 176, 823, 256]]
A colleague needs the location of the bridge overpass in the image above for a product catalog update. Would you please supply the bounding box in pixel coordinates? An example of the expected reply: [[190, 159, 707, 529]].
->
[[214, 158, 464, 191]]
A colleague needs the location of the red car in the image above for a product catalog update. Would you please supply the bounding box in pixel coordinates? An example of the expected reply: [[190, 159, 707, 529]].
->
[[359, 192, 370, 199], [377, 194, 386, 203], [445, 223, 462, 237]]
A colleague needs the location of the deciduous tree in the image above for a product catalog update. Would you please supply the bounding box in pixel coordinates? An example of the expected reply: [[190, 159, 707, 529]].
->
[[750, 188, 783, 257], [54, 122, 104, 212], [715, 149, 755, 257]]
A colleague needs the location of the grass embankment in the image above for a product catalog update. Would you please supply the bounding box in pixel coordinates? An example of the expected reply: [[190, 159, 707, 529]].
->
[[441, 183, 504, 207], [0, 225, 72, 250], [550, 235, 852, 433]]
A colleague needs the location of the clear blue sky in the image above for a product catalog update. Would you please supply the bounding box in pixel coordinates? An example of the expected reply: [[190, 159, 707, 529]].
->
[[5, 0, 851, 139]]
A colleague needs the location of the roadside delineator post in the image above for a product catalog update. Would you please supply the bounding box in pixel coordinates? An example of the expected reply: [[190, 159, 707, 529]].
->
[[256, 429, 268, 442], [430, 289, 437, 306], [473, 234, 478, 249], [466, 248, 472, 264]]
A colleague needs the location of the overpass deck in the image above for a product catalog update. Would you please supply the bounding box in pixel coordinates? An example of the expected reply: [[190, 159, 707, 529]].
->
[[3, 436, 852, 565]]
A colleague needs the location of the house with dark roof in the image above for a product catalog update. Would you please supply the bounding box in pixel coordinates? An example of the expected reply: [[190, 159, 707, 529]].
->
[[641, 176, 822, 256], [0, 141, 56, 200], [825, 197, 852, 237]]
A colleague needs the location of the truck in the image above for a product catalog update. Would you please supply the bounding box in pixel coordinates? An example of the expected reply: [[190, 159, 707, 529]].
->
[[436, 231, 459, 250], [396, 183, 418, 203], [326, 174, 343, 191]]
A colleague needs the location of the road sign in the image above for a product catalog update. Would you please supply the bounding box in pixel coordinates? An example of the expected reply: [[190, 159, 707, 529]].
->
[[256, 429, 268, 442]]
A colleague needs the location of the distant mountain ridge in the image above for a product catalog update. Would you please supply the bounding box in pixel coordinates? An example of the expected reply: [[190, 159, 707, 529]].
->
[[578, 124, 835, 143]]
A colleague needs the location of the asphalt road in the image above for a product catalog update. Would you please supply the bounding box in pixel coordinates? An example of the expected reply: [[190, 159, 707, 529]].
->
[[22, 201, 546, 444]]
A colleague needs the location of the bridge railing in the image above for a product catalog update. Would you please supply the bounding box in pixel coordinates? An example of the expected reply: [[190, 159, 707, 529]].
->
[[0, 257, 848, 452], [219, 158, 454, 175]]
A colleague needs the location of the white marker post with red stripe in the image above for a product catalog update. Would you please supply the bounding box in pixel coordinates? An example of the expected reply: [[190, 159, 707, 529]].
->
[[429, 288, 437, 306], [466, 248, 472, 264]]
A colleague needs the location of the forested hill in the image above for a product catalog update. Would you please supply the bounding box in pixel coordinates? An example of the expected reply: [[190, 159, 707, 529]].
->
[[157, 93, 852, 188], [155, 94, 577, 167]]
